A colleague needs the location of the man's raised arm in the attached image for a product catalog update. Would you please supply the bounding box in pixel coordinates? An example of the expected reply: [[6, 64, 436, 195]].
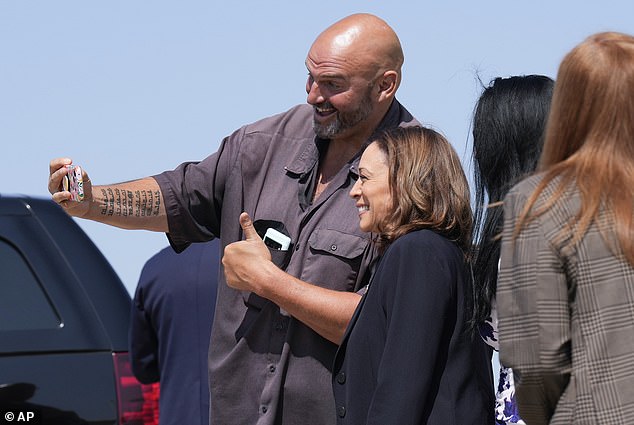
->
[[49, 157, 168, 232]]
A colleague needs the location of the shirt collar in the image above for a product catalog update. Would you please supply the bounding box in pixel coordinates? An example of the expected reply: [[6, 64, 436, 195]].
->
[[285, 99, 402, 176]]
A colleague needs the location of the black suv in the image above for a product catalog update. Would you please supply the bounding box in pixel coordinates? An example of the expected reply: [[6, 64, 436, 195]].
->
[[0, 195, 158, 425]]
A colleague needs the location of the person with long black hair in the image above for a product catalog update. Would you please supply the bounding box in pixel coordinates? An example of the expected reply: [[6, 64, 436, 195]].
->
[[470, 75, 554, 425]]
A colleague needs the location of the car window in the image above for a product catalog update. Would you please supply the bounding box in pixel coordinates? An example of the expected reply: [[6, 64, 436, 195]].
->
[[0, 238, 60, 330]]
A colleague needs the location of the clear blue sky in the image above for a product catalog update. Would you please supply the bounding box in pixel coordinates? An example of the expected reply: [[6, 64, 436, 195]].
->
[[2, 1, 633, 294]]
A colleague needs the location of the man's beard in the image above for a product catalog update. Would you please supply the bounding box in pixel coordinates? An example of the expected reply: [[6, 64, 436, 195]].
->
[[313, 88, 374, 139]]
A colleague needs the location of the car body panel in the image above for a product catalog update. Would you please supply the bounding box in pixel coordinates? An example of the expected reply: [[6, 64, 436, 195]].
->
[[0, 195, 134, 424]]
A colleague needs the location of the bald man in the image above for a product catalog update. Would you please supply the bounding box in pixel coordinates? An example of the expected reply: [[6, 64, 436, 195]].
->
[[49, 14, 419, 425]]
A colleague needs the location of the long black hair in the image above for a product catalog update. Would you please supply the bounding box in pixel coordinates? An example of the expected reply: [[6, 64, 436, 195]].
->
[[470, 75, 554, 327]]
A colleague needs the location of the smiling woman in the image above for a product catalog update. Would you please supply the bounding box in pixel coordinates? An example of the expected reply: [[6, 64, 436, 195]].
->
[[333, 126, 493, 425], [348, 142, 392, 233]]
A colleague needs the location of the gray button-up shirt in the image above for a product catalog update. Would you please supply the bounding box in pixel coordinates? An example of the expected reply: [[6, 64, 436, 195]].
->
[[154, 100, 418, 425]]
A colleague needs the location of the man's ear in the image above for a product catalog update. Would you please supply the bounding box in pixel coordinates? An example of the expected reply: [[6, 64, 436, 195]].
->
[[376, 70, 398, 102]]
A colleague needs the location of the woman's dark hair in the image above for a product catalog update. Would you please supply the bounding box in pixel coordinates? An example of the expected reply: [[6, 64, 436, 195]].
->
[[470, 75, 555, 326]]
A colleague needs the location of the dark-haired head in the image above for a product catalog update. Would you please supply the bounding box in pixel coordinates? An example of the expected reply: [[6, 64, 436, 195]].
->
[[470, 75, 555, 326]]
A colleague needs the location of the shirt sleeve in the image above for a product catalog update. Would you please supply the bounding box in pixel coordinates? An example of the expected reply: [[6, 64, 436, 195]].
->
[[365, 234, 459, 425], [153, 126, 243, 251], [497, 187, 571, 425]]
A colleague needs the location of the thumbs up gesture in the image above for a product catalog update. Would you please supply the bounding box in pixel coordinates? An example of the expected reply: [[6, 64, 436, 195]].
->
[[223, 212, 273, 293]]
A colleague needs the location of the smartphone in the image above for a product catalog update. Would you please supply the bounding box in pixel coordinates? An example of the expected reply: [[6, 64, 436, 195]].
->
[[63, 165, 85, 202], [263, 228, 291, 251]]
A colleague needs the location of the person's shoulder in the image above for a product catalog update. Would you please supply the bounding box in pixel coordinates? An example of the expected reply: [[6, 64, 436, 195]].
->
[[512, 171, 573, 201], [244, 104, 314, 136], [186, 238, 220, 253], [393, 98, 420, 127], [136, 246, 180, 290], [378, 231, 465, 287], [142, 240, 219, 273], [195, 239, 222, 270], [400, 228, 453, 245], [138, 240, 220, 292], [504, 174, 544, 213], [389, 229, 460, 258], [508, 172, 573, 211], [145, 246, 180, 268]]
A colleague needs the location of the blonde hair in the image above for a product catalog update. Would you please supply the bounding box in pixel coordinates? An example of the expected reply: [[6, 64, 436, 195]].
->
[[373, 126, 472, 254], [516, 32, 634, 266]]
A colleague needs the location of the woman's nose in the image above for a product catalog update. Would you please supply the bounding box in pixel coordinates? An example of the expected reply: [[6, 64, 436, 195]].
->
[[349, 178, 362, 199]]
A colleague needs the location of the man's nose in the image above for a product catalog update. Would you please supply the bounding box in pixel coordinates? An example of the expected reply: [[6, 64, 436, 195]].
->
[[306, 81, 324, 105]]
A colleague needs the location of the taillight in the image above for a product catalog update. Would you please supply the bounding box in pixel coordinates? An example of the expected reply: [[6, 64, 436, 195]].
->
[[113, 352, 160, 425]]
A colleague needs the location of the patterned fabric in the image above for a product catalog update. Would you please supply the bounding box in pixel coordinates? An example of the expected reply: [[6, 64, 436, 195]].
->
[[498, 174, 634, 425], [495, 366, 524, 425], [481, 300, 525, 425]]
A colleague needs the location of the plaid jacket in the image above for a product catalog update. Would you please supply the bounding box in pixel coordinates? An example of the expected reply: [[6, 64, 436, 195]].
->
[[497, 174, 634, 425]]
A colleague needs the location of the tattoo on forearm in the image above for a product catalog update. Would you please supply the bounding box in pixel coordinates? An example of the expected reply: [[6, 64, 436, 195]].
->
[[100, 188, 161, 217]]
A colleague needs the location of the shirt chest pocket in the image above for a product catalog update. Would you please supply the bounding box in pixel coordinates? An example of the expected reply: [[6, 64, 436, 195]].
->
[[303, 229, 368, 291]]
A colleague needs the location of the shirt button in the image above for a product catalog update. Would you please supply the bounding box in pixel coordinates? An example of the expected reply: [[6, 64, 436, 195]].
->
[[337, 406, 346, 418], [330, 244, 337, 251], [336, 372, 346, 384], [269, 365, 276, 373]]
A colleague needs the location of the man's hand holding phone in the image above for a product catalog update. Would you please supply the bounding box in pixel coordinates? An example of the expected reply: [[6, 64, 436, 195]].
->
[[48, 158, 92, 215], [63, 164, 85, 202]]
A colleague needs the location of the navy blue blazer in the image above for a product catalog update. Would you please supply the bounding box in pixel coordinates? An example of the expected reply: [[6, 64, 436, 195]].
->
[[332, 230, 493, 424], [130, 240, 220, 425]]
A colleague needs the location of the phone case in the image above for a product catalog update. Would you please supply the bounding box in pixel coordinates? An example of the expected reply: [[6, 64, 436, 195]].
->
[[263, 228, 291, 251], [63, 165, 84, 202]]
